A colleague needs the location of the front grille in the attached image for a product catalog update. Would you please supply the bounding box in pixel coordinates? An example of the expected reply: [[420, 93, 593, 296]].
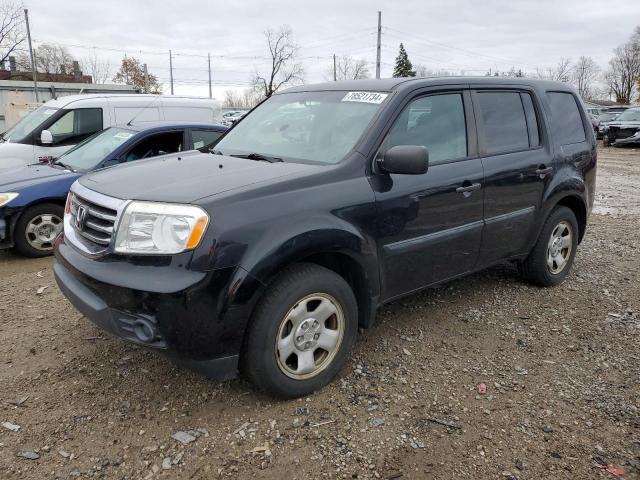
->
[[70, 193, 118, 247], [611, 127, 637, 140]]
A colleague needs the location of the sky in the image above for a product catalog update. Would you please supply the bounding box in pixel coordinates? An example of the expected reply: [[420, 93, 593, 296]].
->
[[23, 0, 640, 99]]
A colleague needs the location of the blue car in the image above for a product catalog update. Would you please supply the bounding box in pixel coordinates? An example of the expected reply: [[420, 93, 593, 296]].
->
[[0, 122, 226, 257]]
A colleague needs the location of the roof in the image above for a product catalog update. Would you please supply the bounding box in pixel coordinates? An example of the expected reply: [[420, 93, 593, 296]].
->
[[43, 93, 220, 109], [281, 76, 577, 94], [113, 121, 227, 132]]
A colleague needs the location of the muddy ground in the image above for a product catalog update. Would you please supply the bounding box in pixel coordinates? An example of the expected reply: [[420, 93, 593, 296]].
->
[[1, 145, 639, 480]]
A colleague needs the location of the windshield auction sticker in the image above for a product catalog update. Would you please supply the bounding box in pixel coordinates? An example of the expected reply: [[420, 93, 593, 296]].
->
[[342, 92, 388, 104]]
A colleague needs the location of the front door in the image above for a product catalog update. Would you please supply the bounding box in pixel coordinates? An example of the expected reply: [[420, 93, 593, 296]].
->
[[371, 91, 484, 300]]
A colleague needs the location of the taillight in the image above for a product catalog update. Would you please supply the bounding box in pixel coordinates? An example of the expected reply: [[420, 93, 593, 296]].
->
[[64, 192, 72, 214]]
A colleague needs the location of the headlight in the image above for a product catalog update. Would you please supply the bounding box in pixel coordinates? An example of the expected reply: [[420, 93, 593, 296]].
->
[[114, 201, 209, 255], [0, 192, 19, 207]]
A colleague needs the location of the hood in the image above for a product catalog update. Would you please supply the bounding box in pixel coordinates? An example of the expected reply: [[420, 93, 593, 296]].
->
[[0, 142, 33, 167], [79, 150, 324, 204], [607, 121, 640, 129], [0, 163, 74, 191]]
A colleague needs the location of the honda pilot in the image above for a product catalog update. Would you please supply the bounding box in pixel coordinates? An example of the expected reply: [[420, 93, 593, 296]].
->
[[53, 78, 596, 398]]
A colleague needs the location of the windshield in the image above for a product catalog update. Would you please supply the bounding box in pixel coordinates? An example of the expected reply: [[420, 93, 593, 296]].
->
[[3, 106, 59, 143], [214, 90, 388, 164], [615, 109, 640, 122], [56, 127, 135, 171], [599, 113, 619, 122]]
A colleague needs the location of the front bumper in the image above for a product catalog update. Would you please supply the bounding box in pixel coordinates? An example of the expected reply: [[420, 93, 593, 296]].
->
[[54, 235, 264, 380]]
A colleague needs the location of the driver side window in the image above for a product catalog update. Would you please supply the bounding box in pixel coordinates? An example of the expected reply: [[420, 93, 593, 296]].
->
[[385, 93, 467, 165], [47, 108, 103, 145], [121, 131, 184, 163]]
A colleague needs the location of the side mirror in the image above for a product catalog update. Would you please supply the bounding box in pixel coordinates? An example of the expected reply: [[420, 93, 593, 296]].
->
[[379, 145, 429, 175], [40, 129, 53, 145]]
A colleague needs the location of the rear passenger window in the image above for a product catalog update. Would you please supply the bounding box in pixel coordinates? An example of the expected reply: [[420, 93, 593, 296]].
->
[[192, 129, 223, 150], [476, 91, 529, 154], [546, 92, 586, 144]]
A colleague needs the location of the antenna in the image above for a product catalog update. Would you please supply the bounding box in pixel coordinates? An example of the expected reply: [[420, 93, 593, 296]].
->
[[125, 94, 163, 126]]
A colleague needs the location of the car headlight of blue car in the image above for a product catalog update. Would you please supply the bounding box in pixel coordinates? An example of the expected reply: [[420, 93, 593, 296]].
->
[[0, 193, 19, 207]]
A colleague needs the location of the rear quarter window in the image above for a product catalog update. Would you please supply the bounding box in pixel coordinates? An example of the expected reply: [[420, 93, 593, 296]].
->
[[546, 92, 586, 145]]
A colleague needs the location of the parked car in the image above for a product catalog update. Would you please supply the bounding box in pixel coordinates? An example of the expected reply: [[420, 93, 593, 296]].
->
[[221, 111, 247, 127], [595, 111, 621, 139], [0, 94, 222, 168], [602, 107, 640, 146], [53, 78, 596, 398], [0, 122, 226, 257]]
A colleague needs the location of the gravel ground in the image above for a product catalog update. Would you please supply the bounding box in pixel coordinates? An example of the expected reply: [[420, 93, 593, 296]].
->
[[1, 145, 639, 480]]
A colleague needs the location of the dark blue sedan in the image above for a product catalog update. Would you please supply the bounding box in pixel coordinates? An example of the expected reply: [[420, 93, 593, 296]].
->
[[0, 122, 226, 256]]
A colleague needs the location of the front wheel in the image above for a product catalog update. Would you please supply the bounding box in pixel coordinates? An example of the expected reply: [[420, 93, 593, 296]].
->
[[241, 263, 358, 398], [519, 206, 579, 287], [13, 203, 64, 257]]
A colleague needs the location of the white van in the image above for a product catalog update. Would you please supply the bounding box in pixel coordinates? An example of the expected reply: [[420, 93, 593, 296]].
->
[[0, 94, 222, 167]]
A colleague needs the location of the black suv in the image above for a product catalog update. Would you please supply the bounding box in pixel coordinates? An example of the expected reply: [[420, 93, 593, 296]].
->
[[54, 78, 596, 398]]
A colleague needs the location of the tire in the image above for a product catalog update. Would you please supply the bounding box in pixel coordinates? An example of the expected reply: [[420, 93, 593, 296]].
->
[[603, 134, 610, 147], [13, 203, 64, 258], [241, 263, 358, 398], [519, 206, 579, 287]]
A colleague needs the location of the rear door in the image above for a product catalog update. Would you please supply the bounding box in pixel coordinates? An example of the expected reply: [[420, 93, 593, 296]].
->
[[373, 89, 485, 300], [471, 88, 552, 265]]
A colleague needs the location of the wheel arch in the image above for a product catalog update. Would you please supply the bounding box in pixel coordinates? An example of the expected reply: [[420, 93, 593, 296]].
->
[[554, 194, 587, 243]]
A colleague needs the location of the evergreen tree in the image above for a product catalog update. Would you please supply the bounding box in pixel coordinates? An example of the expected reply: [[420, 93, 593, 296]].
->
[[392, 43, 416, 78]]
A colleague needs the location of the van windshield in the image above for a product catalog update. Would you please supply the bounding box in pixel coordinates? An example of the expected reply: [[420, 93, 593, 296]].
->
[[55, 127, 136, 172], [3, 106, 59, 143], [214, 90, 388, 164]]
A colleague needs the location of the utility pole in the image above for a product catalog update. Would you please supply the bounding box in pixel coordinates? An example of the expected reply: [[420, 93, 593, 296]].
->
[[143, 63, 149, 93], [333, 54, 337, 81], [375, 11, 382, 79], [207, 53, 212, 98], [24, 9, 39, 102], [169, 50, 174, 95], [124, 53, 129, 84]]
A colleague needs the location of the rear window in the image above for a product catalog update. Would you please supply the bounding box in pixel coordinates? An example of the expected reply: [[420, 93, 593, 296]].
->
[[546, 92, 586, 144], [476, 91, 529, 154]]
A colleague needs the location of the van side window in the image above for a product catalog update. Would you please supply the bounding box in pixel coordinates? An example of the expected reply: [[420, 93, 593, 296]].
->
[[476, 91, 529, 154], [546, 92, 586, 145], [385, 93, 467, 164], [520, 93, 540, 147], [47, 108, 103, 145]]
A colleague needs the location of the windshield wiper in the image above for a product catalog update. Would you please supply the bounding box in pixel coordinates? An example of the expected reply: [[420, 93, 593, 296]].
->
[[53, 160, 75, 171], [229, 152, 283, 163]]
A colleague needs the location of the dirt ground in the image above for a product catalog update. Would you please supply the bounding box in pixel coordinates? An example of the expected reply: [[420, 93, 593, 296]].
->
[[1, 145, 639, 480]]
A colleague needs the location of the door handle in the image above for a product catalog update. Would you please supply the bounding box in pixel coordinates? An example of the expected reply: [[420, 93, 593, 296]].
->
[[456, 182, 481, 195], [535, 166, 553, 177]]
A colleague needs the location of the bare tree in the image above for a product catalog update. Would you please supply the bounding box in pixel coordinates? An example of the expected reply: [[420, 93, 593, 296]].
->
[[327, 55, 370, 81], [0, 1, 25, 65], [253, 26, 304, 98], [81, 50, 111, 84], [605, 30, 640, 104], [223, 88, 262, 109], [414, 64, 432, 78], [535, 57, 572, 82], [572, 56, 600, 99], [17, 43, 74, 75]]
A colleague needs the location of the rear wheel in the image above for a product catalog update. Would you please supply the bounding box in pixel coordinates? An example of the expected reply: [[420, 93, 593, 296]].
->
[[519, 206, 578, 287], [13, 203, 64, 257], [241, 263, 358, 398]]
